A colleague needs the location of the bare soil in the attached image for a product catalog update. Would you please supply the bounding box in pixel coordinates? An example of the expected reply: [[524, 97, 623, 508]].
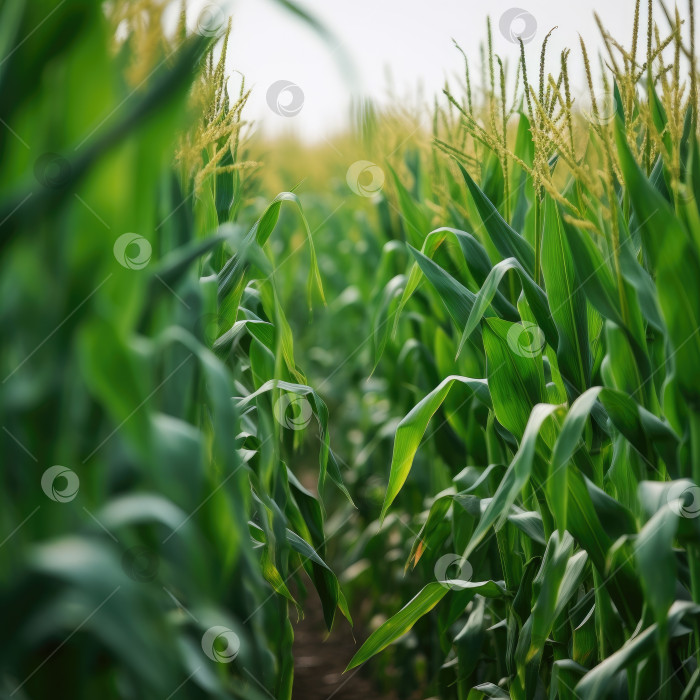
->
[[291, 587, 398, 700]]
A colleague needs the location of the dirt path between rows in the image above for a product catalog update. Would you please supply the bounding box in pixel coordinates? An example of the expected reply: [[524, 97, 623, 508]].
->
[[291, 588, 399, 700]]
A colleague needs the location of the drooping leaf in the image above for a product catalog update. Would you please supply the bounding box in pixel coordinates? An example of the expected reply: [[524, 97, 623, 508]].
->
[[381, 375, 491, 521]]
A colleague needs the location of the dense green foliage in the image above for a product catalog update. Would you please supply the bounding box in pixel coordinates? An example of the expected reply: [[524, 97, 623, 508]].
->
[[4, 1, 700, 699], [339, 5, 700, 698], [0, 2, 348, 698]]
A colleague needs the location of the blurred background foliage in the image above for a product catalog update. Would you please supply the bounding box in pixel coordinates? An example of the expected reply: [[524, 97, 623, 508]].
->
[[0, 1, 352, 698], [5, 1, 700, 699]]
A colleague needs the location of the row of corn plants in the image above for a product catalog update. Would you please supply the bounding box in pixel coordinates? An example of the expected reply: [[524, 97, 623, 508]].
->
[[0, 2, 351, 698], [341, 2, 700, 698]]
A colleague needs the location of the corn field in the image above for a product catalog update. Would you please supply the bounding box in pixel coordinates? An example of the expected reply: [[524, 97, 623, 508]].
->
[[2, 1, 700, 698]]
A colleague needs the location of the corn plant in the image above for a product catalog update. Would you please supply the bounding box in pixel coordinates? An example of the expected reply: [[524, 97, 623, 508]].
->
[[346, 3, 700, 698], [0, 2, 349, 698]]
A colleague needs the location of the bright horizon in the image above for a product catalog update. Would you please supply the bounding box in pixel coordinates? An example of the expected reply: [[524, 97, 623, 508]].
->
[[180, 0, 696, 142]]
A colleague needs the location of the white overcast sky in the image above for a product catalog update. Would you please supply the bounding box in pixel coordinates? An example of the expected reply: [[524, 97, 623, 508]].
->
[[182, 0, 694, 141]]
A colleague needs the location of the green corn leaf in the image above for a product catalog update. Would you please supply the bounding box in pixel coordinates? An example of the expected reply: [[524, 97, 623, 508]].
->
[[285, 529, 332, 571], [457, 257, 558, 359], [381, 375, 491, 522], [513, 533, 588, 697], [482, 318, 547, 440], [541, 195, 591, 396], [345, 582, 449, 670], [576, 601, 700, 699], [466, 683, 510, 699], [78, 317, 151, 457], [260, 544, 301, 614], [599, 388, 679, 476], [584, 477, 637, 539], [463, 402, 563, 559], [218, 192, 325, 321], [453, 493, 546, 545], [457, 161, 536, 275], [394, 227, 516, 338], [616, 121, 700, 404], [148, 229, 231, 293], [212, 319, 275, 357], [564, 469, 643, 626], [548, 387, 603, 534], [406, 491, 454, 570], [455, 596, 486, 681], [634, 504, 678, 630], [236, 379, 350, 501], [617, 221, 665, 333], [407, 245, 478, 329], [346, 579, 507, 671], [559, 211, 626, 329], [371, 274, 406, 369], [285, 528, 352, 629], [551, 660, 588, 700], [388, 163, 431, 247]]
